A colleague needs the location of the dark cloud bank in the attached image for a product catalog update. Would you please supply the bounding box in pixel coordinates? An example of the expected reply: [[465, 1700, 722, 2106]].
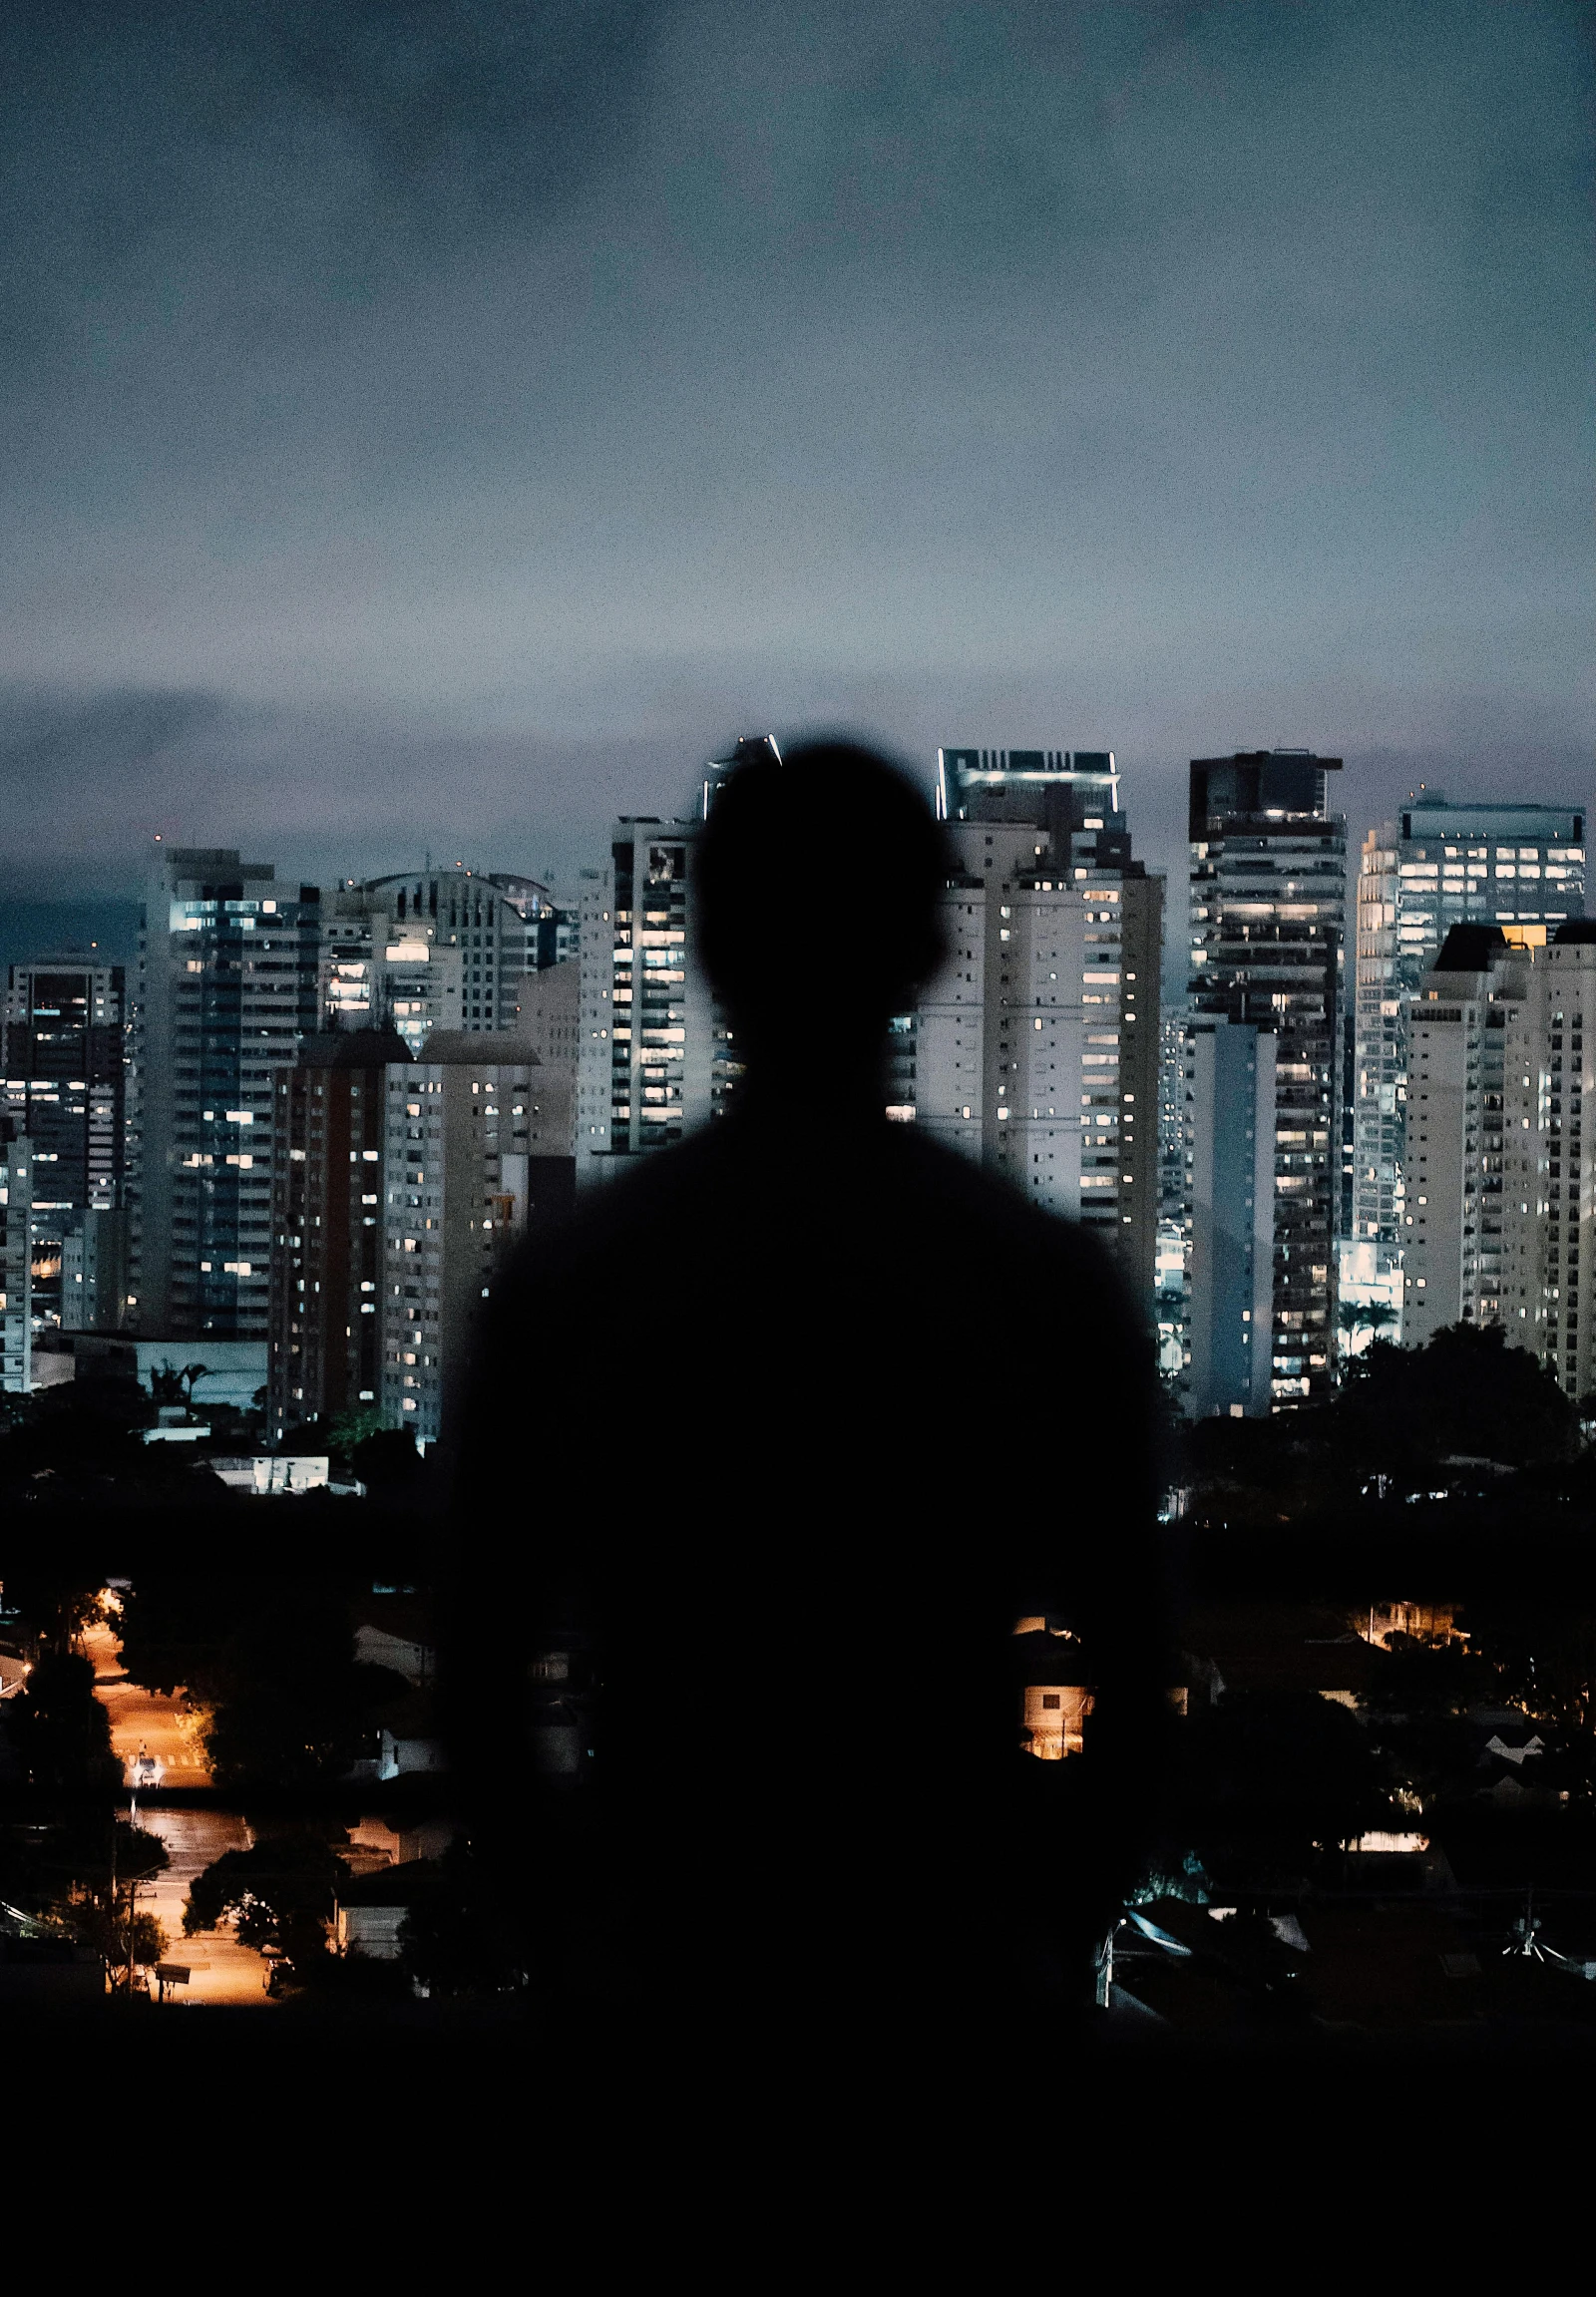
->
[[0, 0, 1589, 912]]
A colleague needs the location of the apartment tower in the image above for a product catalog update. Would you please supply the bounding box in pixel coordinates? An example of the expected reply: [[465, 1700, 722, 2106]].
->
[[1354, 793, 1585, 1248], [1404, 921, 1596, 1396], [1, 955, 128, 1331], [131, 849, 321, 1338], [916, 748, 1162, 1291], [266, 1029, 407, 1444], [1186, 750, 1346, 1410], [378, 1032, 575, 1441]]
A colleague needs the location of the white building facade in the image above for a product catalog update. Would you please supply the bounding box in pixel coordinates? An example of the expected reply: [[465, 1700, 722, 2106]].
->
[[319, 868, 567, 1053], [0, 1139, 33, 1392], [380, 1032, 574, 1441], [1404, 922, 1596, 1397], [576, 821, 720, 1181], [1354, 795, 1585, 1250], [915, 748, 1162, 1291]]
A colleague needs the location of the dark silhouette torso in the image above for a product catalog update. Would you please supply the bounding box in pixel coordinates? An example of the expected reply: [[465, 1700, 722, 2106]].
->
[[448, 1110, 1166, 2026]]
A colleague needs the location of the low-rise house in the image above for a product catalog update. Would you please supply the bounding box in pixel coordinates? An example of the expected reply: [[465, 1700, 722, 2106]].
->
[[1362, 1601, 1462, 1648], [1101, 1892, 1485, 2032], [333, 1859, 440, 1961], [0, 1909, 104, 2003], [354, 1596, 435, 1688], [1470, 1711, 1557, 1803], [344, 1814, 456, 1870], [141, 1410, 210, 1444], [1012, 1626, 1092, 1758], [374, 1689, 445, 1780], [206, 1453, 330, 1496], [1181, 1604, 1390, 1708]]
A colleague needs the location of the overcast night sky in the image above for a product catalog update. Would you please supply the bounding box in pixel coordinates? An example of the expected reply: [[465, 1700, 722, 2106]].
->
[[1, 0, 1590, 943]]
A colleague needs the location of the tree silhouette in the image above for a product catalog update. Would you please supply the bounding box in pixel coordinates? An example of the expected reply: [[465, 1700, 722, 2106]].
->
[[185, 1831, 350, 1971], [148, 1361, 208, 1408], [10, 1651, 122, 1792], [1337, 1297, 1396, 1356], [1339, 1321, 1578, 1472]]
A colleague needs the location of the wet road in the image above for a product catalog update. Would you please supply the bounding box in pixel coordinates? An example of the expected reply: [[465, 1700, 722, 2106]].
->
[[124, 1806, 268, 2005], [84, 1619, 210, 1790], [86, 1616, 272, 2007]]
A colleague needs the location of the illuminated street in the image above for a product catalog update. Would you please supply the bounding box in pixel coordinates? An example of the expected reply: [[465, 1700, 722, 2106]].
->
[[86, 1615, 272, 2006], [84, 1619, 208, 1790], [124, 1806, 268, 2006]]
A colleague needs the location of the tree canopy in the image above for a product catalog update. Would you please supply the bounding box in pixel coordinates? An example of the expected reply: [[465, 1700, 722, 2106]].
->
[[1180, 1690, 1393, 1850], [1337, 1323, 1579, 1474], [8, 1651, 122, 1793], [117, 1574, 410, 1787], [1183, 1322, 1583, 1516], [397, 1837, 528, 1999], [185, 1830, 350, 1969]]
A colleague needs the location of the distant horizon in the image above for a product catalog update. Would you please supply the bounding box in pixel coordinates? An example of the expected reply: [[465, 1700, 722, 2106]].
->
[[5, 738, 1592, 998]]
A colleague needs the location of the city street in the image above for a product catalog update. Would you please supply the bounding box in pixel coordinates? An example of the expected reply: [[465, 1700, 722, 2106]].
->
[[86, 1615, 271, 2007], [84, 1618, 209, 1790], [124, 1806, 266, 2005]]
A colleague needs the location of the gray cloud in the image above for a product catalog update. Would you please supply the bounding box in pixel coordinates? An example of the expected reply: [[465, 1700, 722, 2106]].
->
[[0, 0, 1588, 902]]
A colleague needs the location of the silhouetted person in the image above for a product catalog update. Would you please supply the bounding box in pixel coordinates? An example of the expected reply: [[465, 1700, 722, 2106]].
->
[[446, 740, 1169, 2040]]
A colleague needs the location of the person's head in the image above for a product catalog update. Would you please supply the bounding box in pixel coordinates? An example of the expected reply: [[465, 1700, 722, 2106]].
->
[[695, 738, 951, 1072]]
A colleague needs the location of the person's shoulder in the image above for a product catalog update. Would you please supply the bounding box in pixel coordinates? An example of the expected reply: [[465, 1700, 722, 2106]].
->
[[493, 1130, 734, 1287], [883, 1132, 1121, 1275]]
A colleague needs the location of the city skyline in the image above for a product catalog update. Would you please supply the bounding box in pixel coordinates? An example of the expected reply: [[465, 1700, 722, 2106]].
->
[[4, 0, 1596, 2053], [0, 0, 1589, 908], [4, 745, 1593, 992]]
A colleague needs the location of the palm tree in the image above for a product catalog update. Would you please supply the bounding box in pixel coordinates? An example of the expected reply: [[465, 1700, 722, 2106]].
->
[[1339, 1298, 1397, 1356]]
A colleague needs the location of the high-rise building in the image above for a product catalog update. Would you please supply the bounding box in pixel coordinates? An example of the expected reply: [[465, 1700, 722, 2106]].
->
[[1154, 1008, 1188, 1380], [1186, 750, 1347, 1410], [1354, 794, 1585, 1248], [1532, 929, 1596, 1397], [516, 961, 581, 1156], [2, 954, 128, 1333], [318, 869, 564, 1050], [266, 1029, 407, 1444], [60, 1213, 127, 1337], [0, 1137, 33, 1392], [576, 740, 1165, 1217], [378, 1032, 575, 1442], [1180, 1019, 1276, 1417], [575, 742, 785, 1181], [131, 849, 322, 1339], [577, 820, 718, 1177], [272, 1027, 575, 1444], [1404, 921, 1596, 1396], [916, 749, 1162, 1288]]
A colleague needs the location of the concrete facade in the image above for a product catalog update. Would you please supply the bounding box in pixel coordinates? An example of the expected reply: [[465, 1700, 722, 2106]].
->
[[1187, 752, 1346, 1410], [266, 1030, 407, 1443], [1354, 796, 1585, 1250], [3, 956, 129, 1337], [918, 747, 1162, 1290], [577, 820, 719, 1181], [0, 1139, 33, 1392], [380, 1031, 575, 1442], [1404, 924, 1596, 1397], [1181, 1019, 1276, 1418], [131, 850, 321, 1340]]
